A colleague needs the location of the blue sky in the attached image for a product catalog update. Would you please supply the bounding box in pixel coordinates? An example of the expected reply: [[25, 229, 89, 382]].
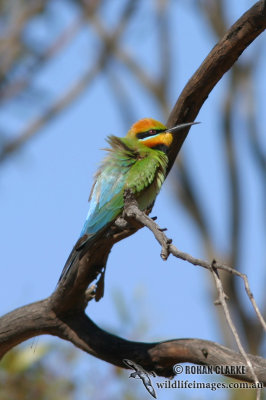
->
[[0, 1, 265, 399]]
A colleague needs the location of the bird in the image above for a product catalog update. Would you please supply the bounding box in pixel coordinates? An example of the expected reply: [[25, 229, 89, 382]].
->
[[123, 358, 157, 398], [59, 118, 198, 298]]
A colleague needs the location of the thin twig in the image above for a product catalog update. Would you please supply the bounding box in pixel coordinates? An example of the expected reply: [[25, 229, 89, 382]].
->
[[123, 194, 266, 332], [123, 191, 266, 393], [210, 262, 261, 399]]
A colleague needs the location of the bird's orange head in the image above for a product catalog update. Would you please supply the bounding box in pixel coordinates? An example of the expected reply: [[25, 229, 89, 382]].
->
[[126, 118, 197, 152]]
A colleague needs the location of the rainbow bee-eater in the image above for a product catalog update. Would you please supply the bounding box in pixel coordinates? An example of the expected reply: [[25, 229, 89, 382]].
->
[[59, 118, 197, 297]]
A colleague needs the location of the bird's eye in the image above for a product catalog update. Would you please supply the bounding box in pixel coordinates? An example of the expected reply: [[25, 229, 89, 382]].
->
[[149, 129, 156, 135]]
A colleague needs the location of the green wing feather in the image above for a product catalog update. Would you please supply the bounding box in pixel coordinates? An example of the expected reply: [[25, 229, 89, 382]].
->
[[122, 137, 168, 210], [59, 135, 168, 286], [81, 136, 168, 236]]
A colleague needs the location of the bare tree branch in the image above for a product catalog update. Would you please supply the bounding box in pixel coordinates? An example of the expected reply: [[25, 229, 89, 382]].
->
[[194, 1, 265, 355], [1, 298, 266, 383], [122, 193, 265, 397], [0, 198, 266, 385], [123, 190, 266, 333], [166, 0, 266, 173]]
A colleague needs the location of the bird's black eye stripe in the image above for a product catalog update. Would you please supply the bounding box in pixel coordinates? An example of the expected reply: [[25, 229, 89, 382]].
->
[[136, 129, 165, 140]]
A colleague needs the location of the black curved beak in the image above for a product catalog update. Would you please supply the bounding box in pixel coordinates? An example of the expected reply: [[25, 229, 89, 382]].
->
[[165, 121, 200, 134]]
